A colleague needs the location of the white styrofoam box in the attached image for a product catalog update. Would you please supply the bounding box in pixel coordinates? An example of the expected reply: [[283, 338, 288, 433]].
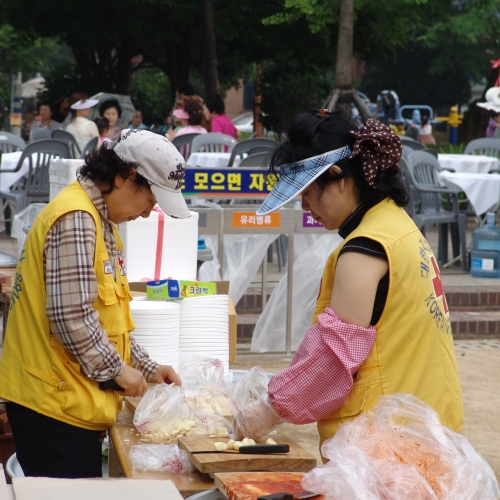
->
[[120, 209, 199, 282], [49, 159, 85, 200]]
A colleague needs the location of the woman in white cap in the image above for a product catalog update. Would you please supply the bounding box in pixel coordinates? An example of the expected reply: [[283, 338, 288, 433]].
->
[[231, 108, 463, 459], [0, 130, 190, 478], [65, 93, 100, 150]]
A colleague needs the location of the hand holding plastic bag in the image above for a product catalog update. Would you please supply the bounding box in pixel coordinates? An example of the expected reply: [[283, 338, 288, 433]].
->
[[301, 393, 499, 500], [231, 393, 283, 441], [129, 443, 193, 473], [229, 366, 282, 440]]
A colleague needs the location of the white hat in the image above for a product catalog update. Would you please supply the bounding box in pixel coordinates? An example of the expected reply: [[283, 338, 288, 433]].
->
[[70, 98, 99, 110], [112, 129, 190, 219], [477, 87, 500, 112]]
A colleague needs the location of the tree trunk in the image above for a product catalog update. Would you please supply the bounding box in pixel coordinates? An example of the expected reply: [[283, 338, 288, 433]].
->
[[202, 0, 219, 94], [335, 0, 354, 90], [253, 63, 263, 138]]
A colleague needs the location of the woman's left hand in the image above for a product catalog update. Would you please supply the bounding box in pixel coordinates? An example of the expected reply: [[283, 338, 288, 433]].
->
[[149, 365, 181, 386]]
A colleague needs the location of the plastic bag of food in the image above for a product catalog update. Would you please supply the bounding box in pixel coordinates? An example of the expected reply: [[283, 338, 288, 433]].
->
[[229, 365, 270, 415], [129, 443, 193, 473], [301, 393, 499, 500], [178, 355, 227, 394], [133, 384, 203, 443]]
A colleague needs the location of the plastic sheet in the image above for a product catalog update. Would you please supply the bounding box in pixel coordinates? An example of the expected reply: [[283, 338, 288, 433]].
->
[[199, 232, 278, 305], [301, 393, 499, 500], [129, 443, 193, 473], [228, 365, 270, 415], [251, 232, 343, 352], [178, 354, 227, 394], [11, 203, 46, 254]]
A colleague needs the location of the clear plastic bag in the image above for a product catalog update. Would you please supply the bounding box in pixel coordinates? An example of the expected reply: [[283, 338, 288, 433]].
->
[[129, 443, 193, 473], [229, 365, 270, 415], [302, 393, 499, 500], [178, 354, 227, 394], [133, 384, 203, 443]]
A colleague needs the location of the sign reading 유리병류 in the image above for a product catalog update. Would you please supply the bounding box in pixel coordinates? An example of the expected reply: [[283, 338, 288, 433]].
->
[[232, 212, 281, 228]]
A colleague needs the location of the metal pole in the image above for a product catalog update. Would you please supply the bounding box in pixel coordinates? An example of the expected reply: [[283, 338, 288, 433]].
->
[[261, 254, 268, 310], [218, 232, 224, 278], [10, 73, 22, 137], [285, 231, 294, 355]]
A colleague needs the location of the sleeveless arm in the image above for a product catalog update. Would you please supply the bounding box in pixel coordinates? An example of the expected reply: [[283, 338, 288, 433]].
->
[[44, 211, 124, 381], [268, 307, 376, 424]]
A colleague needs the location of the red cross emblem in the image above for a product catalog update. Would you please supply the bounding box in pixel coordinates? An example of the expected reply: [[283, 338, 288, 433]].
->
[[431, 256, 448, 314]]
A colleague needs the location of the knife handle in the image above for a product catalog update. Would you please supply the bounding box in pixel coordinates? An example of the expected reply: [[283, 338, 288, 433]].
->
[[239, 444, 290, 454], [257, 494, 293, 500], [99, 380, 123, 391]]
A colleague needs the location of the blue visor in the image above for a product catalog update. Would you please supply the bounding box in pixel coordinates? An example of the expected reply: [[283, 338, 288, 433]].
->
[[256, 146, 351, 215]]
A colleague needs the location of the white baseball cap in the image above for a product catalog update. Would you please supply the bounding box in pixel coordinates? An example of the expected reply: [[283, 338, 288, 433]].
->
[[70, 99, 99, 110], [112, 129, 190, 218]]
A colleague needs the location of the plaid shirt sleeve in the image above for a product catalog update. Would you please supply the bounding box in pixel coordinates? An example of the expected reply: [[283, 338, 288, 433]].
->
[[129, 334, 159, 381], [268, 307, 376, 425], [44, 211, 124, 381]]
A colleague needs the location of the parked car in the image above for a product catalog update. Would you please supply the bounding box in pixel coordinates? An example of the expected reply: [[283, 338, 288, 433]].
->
[[232, 112, 254, 133]]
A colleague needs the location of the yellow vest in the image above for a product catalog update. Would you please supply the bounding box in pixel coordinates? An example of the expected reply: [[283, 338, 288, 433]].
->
[[0, 181, 134, 430], [314, 199, 463, 454]]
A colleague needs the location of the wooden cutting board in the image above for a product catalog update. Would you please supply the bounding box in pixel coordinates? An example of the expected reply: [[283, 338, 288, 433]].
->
[[178, 435, 317, 476], [124, 393, 233, 421], [214, 472, 324, 500]]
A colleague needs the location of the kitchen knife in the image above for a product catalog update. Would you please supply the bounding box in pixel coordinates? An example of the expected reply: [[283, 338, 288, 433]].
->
[[99, 380, 123, 391], [239, 444, 289, 454], [257, 492, 320, 500]]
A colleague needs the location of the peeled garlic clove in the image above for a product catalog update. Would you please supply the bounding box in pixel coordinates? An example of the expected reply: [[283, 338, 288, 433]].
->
[[226, 439, 235, 450], [215, 427, 228, 434], [266, 438, 277, 445], [214, 442, 228, 451], [217, 431, 229, 438], [233, 441, 242, 451], [242, 438, 255, 446]]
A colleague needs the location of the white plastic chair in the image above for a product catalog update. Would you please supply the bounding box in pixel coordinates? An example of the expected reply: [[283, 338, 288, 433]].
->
[[192, 133, 236, 153], [6, 453, 25, 478]]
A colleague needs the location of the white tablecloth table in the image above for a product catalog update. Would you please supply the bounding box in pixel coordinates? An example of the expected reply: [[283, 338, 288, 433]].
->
[[0, 151, 30, 191], [186, 152, 241, 168], [438, 171, 500, 215], [438, 154, 500, 174]]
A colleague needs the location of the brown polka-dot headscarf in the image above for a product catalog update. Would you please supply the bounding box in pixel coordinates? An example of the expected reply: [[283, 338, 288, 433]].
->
[[348, 118, 402, 188]]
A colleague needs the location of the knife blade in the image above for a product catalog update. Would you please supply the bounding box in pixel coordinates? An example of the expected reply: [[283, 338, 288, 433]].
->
[[257, 492, 320, 500], [239, 444, 289, 454]]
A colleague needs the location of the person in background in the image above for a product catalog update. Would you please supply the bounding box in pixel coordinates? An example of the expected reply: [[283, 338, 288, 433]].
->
[[127, 109, 149, 130], [375, 90, 400, 125], [66, 94, 100, 151], [22, 108, 36, 142], [154, 114, 174, 136], [99, 99, 122, 141], [167, 101, 207, 141], [203, 92, 240, 139], [95, 117, 110, 144], [30, 101, 60, 132], [486, 110, 500, 138], [51, 92, 72, 124], [390, 119, 406, 136], [418, 115, 436, 145]]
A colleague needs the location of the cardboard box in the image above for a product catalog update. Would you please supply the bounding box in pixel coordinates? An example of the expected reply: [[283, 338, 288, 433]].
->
[[146, 279, 217, 300], [128, 281, 236, 364]]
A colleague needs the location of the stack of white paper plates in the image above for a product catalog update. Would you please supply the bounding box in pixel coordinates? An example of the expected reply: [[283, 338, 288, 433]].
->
[[178, 295, 229, 374], [130, 300, 180, 370]]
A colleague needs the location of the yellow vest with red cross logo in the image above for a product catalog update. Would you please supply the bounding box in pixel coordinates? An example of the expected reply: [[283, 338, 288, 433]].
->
[[0, 181, 135, 430], [313, 198, 463, 455]]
